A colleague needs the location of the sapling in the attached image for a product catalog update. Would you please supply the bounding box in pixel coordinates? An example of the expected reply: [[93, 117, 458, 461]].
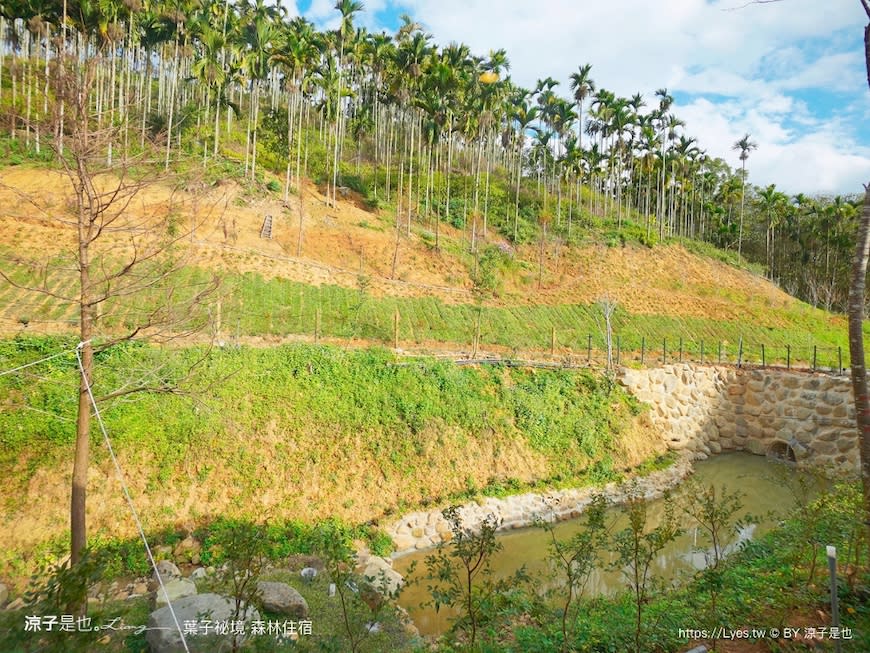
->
[[209, 520, 268, 653], [424, 505, 527, 649], [536, 493, 610, 652], [313, 521, 400, 653], [680, 479, 746, 650], [611, 483, 681, 653]]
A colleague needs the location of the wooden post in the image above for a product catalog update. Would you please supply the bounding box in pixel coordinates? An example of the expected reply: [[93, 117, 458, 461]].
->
[[587, 334, 592, 365], [472, 309, 481, 359], [761, 344, 766, 368], [551, 326, 556, 357], [315, 307, 321, 344], [394, 310, 400, 350], [662, 338, 667, 364], [641, 337, 646, 365], [787, 344, 791, 370], [813, 345, 817, 371], [679, 337, 683, 363], [737, 337, 743, 367], [838, 346, 843, 374]]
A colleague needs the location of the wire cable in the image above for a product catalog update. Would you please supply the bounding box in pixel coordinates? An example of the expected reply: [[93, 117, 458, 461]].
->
[[0, 346, 79, 377], [74, 342, 191, 653]]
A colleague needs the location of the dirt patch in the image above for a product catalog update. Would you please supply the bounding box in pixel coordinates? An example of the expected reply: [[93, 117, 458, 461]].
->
[[1, 168, 806, 322]]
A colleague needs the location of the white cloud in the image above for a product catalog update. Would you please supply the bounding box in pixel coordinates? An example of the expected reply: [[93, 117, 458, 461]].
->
[[300, 0, 391, 31], [679, 97, 870, 195], [278, 0, 299, 18], [776, 52, 864, 92]]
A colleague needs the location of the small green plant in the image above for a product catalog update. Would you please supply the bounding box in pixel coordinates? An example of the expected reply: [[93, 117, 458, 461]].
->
[[537, 493, 610, 652], [611, 484, 682, 653], [266, 179, 281, 193], [680, 479, 747, 650], [210, 521, 269, 652], [313, 520, 398, 653], [14, 551, 106, 652], [424, 506, 528, 649]]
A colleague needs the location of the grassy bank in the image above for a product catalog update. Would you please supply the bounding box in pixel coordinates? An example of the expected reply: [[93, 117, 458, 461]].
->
[[0, 335, 661, 579], [0, 260, 858, 367]]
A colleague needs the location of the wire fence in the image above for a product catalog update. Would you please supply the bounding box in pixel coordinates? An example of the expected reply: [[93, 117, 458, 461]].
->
[[0, 255, 859, 377], [0, 314, 849, 374]]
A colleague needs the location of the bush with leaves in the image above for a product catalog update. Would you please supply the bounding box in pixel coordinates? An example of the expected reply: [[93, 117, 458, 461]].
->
[[312, 520, 402, 653], [611, 484, 681, 653], [536, 493, 611, 652], [424, 506, 530, 650], [0, 552, 106, 653], [207, 521, 269, 653], [680, 479, 747, 650]]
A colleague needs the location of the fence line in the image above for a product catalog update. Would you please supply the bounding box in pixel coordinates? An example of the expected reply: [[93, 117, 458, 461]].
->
[[0, 302, 860, 377]]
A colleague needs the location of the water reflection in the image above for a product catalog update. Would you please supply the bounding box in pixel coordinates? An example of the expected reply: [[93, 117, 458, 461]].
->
[[393, 452, 823, 636]]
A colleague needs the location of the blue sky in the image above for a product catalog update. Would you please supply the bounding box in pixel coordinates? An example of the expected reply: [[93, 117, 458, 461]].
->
[[288, 0, 869, 196]]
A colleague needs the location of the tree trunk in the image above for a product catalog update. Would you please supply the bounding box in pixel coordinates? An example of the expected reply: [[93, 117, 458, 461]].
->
[[71, 279, 93, 569], [849, 3, 870, 541], [849, 184, 870, 543], [71, 175, 94, 613]]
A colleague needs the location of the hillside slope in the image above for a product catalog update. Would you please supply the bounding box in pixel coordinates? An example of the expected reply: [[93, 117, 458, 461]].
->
[[0, 340, 666, 571], [0, 166, 823, 327]]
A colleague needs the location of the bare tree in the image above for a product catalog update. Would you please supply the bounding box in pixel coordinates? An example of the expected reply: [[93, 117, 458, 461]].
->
[[596, 295, 618, 372], [0, 49, 218, 610]]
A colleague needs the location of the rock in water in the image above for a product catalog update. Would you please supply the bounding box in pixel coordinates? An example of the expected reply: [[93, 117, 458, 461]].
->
[[361, 556, 404, 597], [146, 593, 259, 653]]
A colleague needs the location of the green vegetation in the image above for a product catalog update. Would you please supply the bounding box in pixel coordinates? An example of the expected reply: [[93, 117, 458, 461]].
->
[[0, 0, 867, 650], [0, 522, 415, 653], [424, 481, 870, 653], [3, 476, 869, 652], [0, 335, 646, 582], [2, 254, 859, 366], [0, 335, 641, 473], [423, 507, 527, 650]]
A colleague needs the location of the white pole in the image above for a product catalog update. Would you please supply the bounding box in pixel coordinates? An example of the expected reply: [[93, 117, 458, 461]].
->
[[827, 545, 842, 653]]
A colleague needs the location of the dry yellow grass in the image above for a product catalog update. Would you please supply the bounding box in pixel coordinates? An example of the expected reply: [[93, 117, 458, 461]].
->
[[0, 166, 803, 323]]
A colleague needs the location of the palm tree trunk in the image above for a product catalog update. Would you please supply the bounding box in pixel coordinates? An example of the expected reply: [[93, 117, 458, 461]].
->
[[738, 161, 747, 261], [251, 81, 260, 181], [407, 112, 415, 236], [164, 31, 180, 171], [514, 127, 522, 242]]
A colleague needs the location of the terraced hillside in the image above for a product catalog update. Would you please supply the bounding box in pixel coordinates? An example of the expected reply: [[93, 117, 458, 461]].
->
[[0, 167, 856, 368]]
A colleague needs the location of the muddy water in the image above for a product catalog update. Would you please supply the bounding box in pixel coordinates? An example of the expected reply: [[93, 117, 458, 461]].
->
[[393, 452, 822, 636]]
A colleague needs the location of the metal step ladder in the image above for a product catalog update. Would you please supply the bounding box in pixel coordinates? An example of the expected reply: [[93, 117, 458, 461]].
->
[[260, 214, 273, 239]]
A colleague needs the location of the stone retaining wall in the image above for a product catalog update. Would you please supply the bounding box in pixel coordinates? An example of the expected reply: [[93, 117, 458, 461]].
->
[[619, 364, 858, 470], [387, 363, 858, 557], [388, 454, 694, 557]]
